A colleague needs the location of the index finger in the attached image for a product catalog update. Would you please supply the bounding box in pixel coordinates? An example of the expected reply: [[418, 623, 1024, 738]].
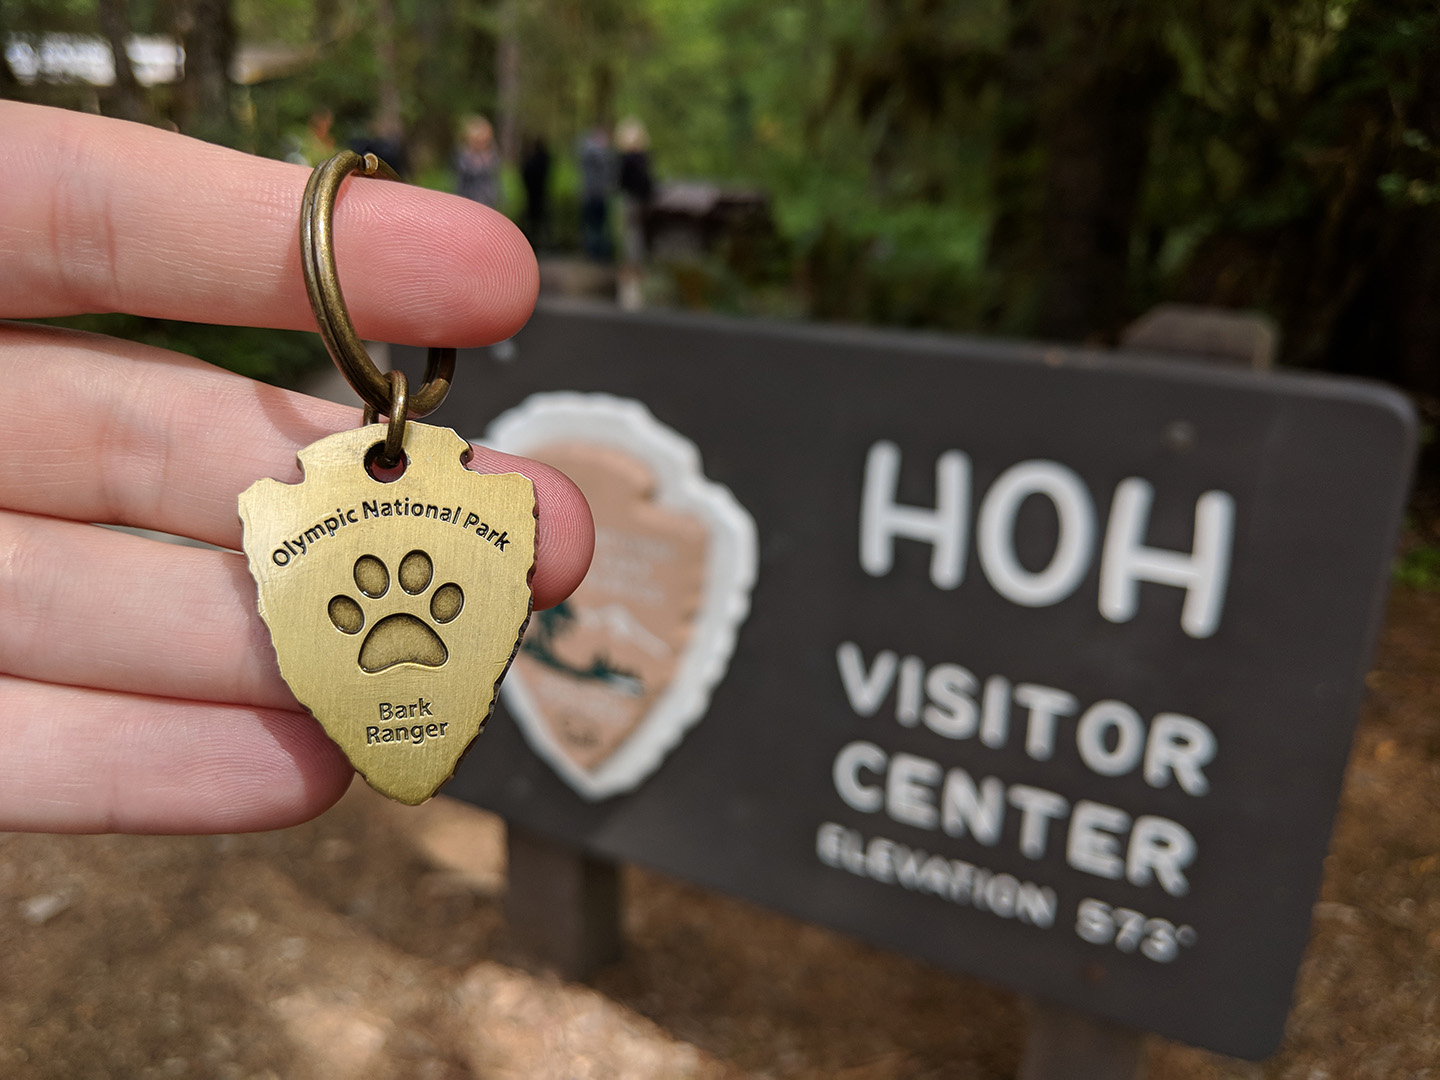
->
[[0, 101, 537, 345]]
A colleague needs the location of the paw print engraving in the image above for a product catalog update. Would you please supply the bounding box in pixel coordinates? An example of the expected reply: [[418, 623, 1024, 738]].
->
[[328, 551, 465, 673]]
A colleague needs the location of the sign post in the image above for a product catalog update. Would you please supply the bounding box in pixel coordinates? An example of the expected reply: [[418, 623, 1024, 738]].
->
[[504, 824, 620, 980], [397, 297, 1413, 1061], [1019, 1001, 1146, 1080], [1014, 304, 1278, 1078]]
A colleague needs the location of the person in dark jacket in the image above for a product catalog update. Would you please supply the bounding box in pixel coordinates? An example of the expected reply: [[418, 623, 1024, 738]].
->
[[520, 136, 552, 247], [615, 117, 653, 309], [577, 124, 614, 261]]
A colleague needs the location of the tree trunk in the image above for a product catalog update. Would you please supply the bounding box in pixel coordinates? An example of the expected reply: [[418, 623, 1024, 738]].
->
[[0, 55, 20, 101], [590, 60, 615, 129], [372, 0, 403, 134], [311, 0, 339, 44], [984, 0, 1045, 333], [496, 0, 520, 164], [1035, 48, 1165, 340], [98, 0, 148, 123], [986, 0, 1167, 342], [0, 5, 27, 101], [174, 0, 235, 142]]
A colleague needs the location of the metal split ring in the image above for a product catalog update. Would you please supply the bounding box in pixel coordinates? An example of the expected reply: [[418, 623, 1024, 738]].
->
[[362, 369, 410, 466], [300, 150, 456, 423]]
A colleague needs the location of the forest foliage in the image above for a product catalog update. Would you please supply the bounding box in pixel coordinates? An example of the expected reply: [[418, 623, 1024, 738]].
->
[[3, 0, 1439, 395]]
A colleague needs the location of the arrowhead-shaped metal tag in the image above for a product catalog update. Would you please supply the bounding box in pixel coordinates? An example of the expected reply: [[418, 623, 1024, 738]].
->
[[239, 423, 535, 804]]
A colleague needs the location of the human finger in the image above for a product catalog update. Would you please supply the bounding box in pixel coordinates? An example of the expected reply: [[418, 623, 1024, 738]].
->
[[0, 101, 537, 346], [0, 324, 593, 609], [0, 511, 296, 709], [0, 676, 352, 833]]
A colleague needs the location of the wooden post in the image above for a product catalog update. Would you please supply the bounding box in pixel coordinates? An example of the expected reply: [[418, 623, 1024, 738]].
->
[[1119, 302, 1278, 370], [1019, 1001, 1148, 1080], [1019, 303, 1274, 1078], [504, 824, 622, 980]]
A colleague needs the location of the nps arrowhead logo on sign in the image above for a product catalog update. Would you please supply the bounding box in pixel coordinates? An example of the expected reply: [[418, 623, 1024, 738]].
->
[[483, 393, 758, 800]]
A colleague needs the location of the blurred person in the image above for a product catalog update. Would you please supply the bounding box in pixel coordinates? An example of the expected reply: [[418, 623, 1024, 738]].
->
[[286, 106, 336, 167], [351, 113, 411, 180], [615, 116, 654, 311], [455, 115, 500, 209], [0, 100, 594, 833], [577, 123, 614, 262], [520, 135, 553, 248]]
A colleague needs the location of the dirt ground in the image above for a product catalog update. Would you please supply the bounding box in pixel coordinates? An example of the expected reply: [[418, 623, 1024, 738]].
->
[[2, 587, 1438, 1080]]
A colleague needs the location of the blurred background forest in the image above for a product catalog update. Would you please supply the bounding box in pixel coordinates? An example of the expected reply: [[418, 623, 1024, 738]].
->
[[3, 0, 1440, 397], [8, 13, 1440, 1076]]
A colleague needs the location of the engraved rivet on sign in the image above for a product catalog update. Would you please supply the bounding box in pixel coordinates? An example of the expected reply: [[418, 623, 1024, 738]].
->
[[238, 150, 536, 805]]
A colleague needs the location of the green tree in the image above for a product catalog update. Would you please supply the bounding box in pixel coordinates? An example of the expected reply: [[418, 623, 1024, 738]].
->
[[1147, 0, 1440, 389]]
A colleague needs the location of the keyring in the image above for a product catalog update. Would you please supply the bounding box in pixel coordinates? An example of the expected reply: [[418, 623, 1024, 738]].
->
[[239, 150, 537, 808], [361, 369, 409, 467], [299, 150, 456, 420]]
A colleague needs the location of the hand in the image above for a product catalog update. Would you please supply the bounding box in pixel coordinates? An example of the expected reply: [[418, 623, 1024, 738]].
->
[[0, 101, 593, 833]]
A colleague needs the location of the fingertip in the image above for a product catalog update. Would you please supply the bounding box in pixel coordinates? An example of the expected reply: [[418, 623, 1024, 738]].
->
[[245, 711, 356, 830], [153, 710, 355, 834], [344, 183, 540, 347], [0, 679, 356, 834], [465, 446, 594, 610], [529, 459, 595, 609], [473, 212, 540, 345]]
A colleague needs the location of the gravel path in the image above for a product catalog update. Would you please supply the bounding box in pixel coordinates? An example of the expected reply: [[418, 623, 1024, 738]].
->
[[2, 587, 1437, 1079]]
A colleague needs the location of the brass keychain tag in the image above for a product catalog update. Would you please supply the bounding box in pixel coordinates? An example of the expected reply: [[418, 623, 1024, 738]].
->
[[239, 152, 535, 804]]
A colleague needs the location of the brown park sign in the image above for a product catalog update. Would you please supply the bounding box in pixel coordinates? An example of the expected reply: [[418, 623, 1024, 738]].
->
[[395, 301, 1414, 1059]]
